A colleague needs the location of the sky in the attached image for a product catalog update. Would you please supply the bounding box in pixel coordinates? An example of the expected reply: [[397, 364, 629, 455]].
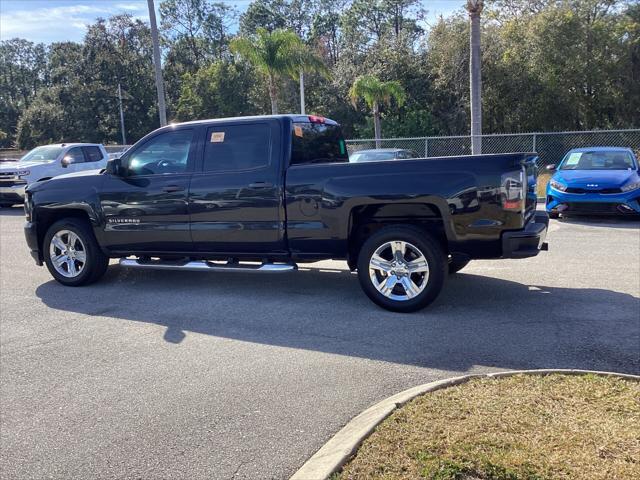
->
[[0, 0, 466, 44]]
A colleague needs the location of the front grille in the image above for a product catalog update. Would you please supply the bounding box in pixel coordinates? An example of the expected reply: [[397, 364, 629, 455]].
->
[[0, 172, 17, 181], [565, 187, 622, 194]]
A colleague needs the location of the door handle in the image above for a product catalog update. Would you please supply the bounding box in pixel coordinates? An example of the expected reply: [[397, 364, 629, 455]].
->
[[163, 185, 184, 193], [248, 182, 273, 189]]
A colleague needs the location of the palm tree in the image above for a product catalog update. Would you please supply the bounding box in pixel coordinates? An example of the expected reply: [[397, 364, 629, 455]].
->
[[467, 0, 483, 154], [349, 75, 406, 148], [230, 28, 327, 115]]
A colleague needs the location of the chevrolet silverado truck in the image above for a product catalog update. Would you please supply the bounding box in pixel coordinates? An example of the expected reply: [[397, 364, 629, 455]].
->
[[0, 143, 109, 208], [24, 115, 548, 312]]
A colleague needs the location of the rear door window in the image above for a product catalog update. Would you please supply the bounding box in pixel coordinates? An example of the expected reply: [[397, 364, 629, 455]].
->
[[290, 123, 349, 165], [82, 146, 103, 163], [203, 123, 271, 172]]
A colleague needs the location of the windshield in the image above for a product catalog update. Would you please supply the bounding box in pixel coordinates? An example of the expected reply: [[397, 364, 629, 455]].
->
[[20, 146, 64, 163], [559, 151, 635, 170], [350, 151, 397, 163]]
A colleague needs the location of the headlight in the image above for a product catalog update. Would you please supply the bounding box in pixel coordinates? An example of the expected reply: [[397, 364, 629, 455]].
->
[[549, 179, 567, 192], [17, 169, 30, 176], [621, 181, 640, 192]]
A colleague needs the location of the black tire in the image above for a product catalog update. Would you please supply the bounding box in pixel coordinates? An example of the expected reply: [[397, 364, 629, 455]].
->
[[356, 225, 446, 313], [448, 259, 470, 274], [548, 211, 559, 219], [43, 218, 109, 286]]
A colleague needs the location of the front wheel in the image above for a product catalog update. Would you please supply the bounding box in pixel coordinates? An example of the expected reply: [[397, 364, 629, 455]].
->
[[43, 218, 109, 286], [357, 226, 446, 312]]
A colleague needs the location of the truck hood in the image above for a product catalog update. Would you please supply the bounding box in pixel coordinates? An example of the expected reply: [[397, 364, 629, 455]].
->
[[554, 169, 638, 188], [54, 168, 104, 180], [0, 160, 54, 172]]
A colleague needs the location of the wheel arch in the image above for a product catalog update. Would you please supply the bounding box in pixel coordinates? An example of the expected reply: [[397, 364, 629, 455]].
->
[[34, 207, 96, 258], [346, 202, 449, 270]]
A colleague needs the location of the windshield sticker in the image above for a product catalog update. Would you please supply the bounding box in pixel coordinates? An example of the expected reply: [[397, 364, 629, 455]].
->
[[294, 125, 303, 137], [210, 132, 225, 143], [565, 152, 581, 165]]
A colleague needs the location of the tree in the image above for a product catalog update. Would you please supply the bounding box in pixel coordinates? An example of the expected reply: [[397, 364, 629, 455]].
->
[[239, 0, 314, 38], [160, 0, 236, 65], [467, 0, 483, 154], [175, 61, 261, 120], [0, 39, 48, 147], [349, 75, 405, 147], [230, 28, 324, 114]]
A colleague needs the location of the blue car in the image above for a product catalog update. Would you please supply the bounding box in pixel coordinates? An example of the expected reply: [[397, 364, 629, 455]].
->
[[545, 147, 640, 217]]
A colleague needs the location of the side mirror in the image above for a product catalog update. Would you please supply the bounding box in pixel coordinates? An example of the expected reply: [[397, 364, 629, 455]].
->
[[61, 156, 73, 168], [105, 157, 122, 175], [545, 164, 556, 172]]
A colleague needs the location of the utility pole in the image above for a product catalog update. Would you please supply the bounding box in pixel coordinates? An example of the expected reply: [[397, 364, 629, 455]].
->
[[467, 0, 483, 154], [117, 82, 126, 145], [299, 70, 305, 115], [147, 0, 167, 126]]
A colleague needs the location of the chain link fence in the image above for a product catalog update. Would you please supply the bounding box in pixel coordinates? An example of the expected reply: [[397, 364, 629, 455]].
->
[[346, 129, 640, 171]]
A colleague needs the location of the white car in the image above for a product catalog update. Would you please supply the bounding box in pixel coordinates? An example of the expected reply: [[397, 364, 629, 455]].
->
[[0, 143, 109, 208]]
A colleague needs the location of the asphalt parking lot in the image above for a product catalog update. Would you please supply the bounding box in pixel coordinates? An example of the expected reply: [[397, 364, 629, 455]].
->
[[1, 207, 639, 480]]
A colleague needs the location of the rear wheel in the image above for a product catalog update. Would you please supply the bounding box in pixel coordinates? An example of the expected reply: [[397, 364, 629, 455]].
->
[[357, 225, 446, 312], [43, 218, 109, 286], [548, 211, 559, 219]]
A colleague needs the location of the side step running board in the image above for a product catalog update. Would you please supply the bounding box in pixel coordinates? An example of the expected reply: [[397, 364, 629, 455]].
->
[[119, 258, 297, 273]]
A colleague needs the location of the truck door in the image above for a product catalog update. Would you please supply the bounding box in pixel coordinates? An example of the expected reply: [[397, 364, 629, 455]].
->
[[188, 120, 286, 256], [98, 128, 196, 252]]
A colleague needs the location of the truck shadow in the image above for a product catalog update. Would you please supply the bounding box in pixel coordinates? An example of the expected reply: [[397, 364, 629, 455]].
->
[[35, 267, 640, 374]]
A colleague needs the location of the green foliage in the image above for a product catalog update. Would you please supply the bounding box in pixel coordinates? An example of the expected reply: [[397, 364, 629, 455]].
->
[[230, 27, 326, 113], [349, 75, 406, 111], [175, 61, 265, 120]]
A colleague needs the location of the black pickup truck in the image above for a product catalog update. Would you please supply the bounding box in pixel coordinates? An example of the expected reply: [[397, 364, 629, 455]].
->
[[24, 115, 548, 312]]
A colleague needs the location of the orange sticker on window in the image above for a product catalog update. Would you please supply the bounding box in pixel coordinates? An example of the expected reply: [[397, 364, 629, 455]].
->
[[210, 132, 225, 143], [294, 125, 303, 137]]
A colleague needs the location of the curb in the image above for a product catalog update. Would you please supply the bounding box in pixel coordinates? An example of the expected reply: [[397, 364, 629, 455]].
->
[[290, 369, 640, 480]]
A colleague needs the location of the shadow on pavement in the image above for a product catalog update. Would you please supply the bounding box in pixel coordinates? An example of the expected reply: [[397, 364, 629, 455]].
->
[[35, 267, 640, 374], [0, 206, 25, 217]]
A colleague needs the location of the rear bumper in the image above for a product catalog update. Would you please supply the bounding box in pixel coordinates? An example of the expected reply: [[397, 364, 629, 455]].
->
[[502, 212, 549, 259], [24, 221, 42, 265]]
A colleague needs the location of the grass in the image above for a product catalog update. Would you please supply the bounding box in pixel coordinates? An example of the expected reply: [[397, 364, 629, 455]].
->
[[337, 374, 640, 480]]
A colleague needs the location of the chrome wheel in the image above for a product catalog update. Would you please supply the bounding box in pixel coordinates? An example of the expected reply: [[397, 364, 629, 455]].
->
[[368, 240, 429, 301], [49, 229, 87, 278]]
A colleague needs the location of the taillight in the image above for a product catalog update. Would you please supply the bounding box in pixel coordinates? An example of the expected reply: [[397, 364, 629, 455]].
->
[[308, 115, 325, 124], [501, 168, 525, 212]]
